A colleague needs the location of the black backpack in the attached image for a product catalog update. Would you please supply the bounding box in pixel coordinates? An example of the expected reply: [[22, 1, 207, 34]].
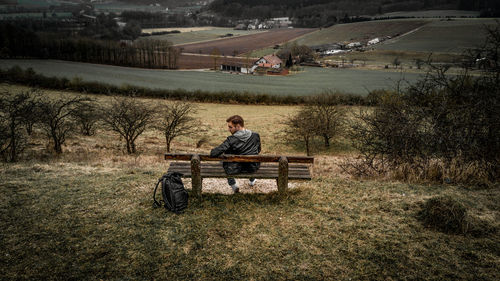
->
[[153, 172, 188, 214]]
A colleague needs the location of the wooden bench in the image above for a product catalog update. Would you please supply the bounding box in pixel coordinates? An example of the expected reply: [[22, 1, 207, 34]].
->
[[164, 153, 314, 197]]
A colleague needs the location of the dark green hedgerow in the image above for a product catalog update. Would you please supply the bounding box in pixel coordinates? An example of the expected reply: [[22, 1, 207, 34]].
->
[[0, 66, 371, 105]]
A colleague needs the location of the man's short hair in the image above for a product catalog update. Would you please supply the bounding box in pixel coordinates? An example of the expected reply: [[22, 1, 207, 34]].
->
[[226, 115, 244, 127]]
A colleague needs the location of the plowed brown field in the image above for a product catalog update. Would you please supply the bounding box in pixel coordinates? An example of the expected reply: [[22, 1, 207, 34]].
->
[[176, 28, 316, 68]]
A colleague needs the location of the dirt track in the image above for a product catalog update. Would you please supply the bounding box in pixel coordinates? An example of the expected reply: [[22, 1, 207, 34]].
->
[[176, 28, 316, 68]]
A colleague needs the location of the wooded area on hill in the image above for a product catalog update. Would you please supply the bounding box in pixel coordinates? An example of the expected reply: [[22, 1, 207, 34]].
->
[[207, 0, 499, 27]]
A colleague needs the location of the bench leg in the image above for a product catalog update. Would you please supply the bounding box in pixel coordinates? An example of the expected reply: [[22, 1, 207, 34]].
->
[[277, 156, 288, 196], [191, 154, 202, 198]]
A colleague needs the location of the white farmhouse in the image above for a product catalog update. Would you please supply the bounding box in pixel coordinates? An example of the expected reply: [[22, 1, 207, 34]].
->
[[255, 54, 283, 69]]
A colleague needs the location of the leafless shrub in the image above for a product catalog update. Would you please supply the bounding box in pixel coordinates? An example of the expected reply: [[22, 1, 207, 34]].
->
[[73, 99, 101, 136], [283, 108, 316, 156], [102, 97, 156, 154], [0, 89, 39, 161], [305, 92, 347, 148], [343, 23, 500, 185], [38, 95, 90, 154], [283, 93, 347, 156], [343, 24, 500, 185], [155, 101, 197, 152]]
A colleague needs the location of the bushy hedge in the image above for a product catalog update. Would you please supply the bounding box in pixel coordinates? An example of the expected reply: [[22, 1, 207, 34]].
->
[[342, 23, 500, 186]]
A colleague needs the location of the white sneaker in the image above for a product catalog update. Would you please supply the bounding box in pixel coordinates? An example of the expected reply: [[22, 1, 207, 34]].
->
[[249, 179, 256, 186], [231, 184, 239, 193]]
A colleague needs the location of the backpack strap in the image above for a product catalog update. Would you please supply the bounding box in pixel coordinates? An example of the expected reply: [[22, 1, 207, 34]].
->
[[162, 176, 175, 211], [153, 176, 163, 208]]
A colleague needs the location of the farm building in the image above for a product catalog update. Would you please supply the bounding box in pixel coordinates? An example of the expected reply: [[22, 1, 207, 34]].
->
[[346, 42, 362, 49], [234, 23, 247, 30], [220, 62, 254, 74], [220, 55, 285, 74], [270, 17, 293, 28], [256, 55, 283, 69]]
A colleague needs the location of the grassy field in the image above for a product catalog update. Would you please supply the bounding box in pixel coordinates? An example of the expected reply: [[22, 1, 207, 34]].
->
[[142, 27, 267, 46], [1, 86, 499, 280], [375, 18, 498, 53], [295, 19, 429, 47], [322, 49, 464, 70], [377, 10, 481, 18], [0, 59, 423, 96]]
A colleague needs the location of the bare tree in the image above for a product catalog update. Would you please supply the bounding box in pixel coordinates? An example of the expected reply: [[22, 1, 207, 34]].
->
[[156, 101, 197, 152], [283, 93, 346, 155], [102, 97, 155, 154], [0, 89, 38, 161], [38, 95, 90, 154], [305, 93, 346, 147], [283, 108, 317, 156], [73, 99, 100, 136]]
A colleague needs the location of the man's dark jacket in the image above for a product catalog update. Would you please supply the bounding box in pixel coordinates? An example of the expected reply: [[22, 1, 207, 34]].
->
[[210, 129, 261, 175]]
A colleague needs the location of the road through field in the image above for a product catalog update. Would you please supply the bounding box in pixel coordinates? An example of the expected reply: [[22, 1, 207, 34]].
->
[[0, 59, 423, 96]]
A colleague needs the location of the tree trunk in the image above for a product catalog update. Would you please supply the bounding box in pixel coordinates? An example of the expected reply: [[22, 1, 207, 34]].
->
[[9, 123, 17, 162], [323, 135, 330, 147], [54, 138, 62, 154], [305, 136, 311, 156], [131, 141, 136, 154], [126, 139, 132, 154]]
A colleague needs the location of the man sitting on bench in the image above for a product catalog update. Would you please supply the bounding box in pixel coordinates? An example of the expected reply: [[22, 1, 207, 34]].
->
[[210, 115, 261, 194]]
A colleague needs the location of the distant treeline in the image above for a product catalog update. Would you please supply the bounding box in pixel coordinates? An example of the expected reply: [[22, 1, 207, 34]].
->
[[0, 23, 179, 69], [209, 0, 500, 27], [0, 66, 372, 106], [140, 30, 180, 37], [0, 13, 141, 41]]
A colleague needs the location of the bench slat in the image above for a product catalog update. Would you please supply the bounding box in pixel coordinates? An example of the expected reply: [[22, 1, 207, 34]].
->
[[168, 163, 310, 173], [167, 163, 312, 180], [170, 169, 311, 176], [165, 153, 314, 164], [169, 162, 309, 171], [168, 170, 312, 180], [169, 169, 311, 177], [168, 166, 311, 175]]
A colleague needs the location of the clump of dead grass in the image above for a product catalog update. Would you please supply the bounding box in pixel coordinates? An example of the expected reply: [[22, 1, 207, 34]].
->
[[418, 195, 470, 235], [418, 195, 497, 236]]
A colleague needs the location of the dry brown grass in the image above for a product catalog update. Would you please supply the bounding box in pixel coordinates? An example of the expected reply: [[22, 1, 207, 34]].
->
[[1, 84, 499, 280]]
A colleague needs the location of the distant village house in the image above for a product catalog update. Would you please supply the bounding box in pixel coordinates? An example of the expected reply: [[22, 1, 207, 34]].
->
[[220, 54, 283, 74], [256, 55, 283, 69]]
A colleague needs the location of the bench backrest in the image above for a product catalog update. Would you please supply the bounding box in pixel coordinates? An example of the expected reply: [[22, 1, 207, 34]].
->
[[164, 153, 314, 164]]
